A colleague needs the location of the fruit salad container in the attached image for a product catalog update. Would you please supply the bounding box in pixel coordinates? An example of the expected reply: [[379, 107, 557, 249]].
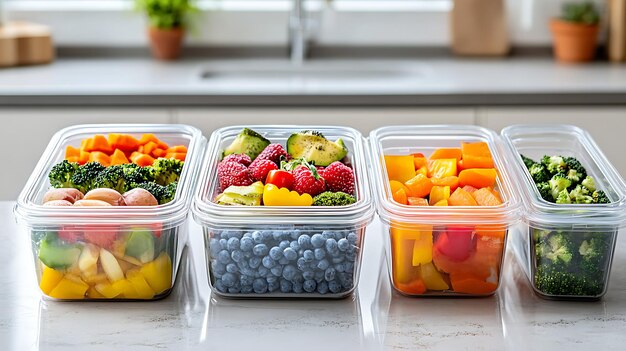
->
[[501, 124, 626, 300], [369, 125, 521, 297], [192, 125, 374, 298], [14, 124, 206, 301]]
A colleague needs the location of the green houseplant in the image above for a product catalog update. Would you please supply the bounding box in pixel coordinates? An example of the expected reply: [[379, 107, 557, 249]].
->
[[135, 0, 198, 60], [550, 2, 601, 63]]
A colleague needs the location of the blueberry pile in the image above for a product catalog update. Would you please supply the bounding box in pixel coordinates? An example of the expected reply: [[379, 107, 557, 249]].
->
[[208, 228, 360, 295]]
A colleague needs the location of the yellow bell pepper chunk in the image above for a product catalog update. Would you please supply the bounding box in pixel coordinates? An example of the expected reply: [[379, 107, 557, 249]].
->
[[420, 262, 450, 291], [87, 286, 105, 299], [39, 265, 64, 295], [262, 184, 313, 206], [390, 221, 433, 285], [126, 269, 155, 299], [412, 230, 433, 266], [429, 185, 451, 206], [140, 252, 172, 295], [112, 279, 139, 299], [48, 277, 89, 299], [95, 282, 122, 299]]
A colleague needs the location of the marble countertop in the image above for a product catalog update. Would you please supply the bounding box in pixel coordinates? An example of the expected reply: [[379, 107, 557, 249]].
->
[[2, 201, 626, 350], [1, 57, 626, 106]]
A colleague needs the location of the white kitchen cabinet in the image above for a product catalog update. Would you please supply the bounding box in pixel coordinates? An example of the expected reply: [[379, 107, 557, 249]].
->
[[0, 108, 171, 200], [479, 107, 626, 177], [175, 108, 476, 137]]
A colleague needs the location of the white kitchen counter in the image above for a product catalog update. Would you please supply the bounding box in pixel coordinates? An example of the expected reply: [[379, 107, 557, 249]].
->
[[2, 201, 626, 350]]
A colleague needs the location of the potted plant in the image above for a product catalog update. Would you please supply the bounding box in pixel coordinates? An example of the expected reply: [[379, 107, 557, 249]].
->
[[550, 2, 601, 63], [135, 0, 197, 60]]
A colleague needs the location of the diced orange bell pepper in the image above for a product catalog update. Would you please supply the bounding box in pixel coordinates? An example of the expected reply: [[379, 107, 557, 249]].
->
[[396, 279, 427, 295], [432, 176, 459, 192], [429, 148, 462, 161], [428, 159, 458, 178], [108, 134, 140, 152], [89, 151, 111, 167], [131, 153, 155, 167], [65, 145, 80, 159], [449, 273, 498, 295], [461, 141, 494, 169], [152, 148, 167, 158], [165, 152, 186, 161], [384, 155, 416, 183], [110, 149, 130, 165], [405, 174, 433, 198], [392, 188, 408, 205], [458, 168, 497, 189]]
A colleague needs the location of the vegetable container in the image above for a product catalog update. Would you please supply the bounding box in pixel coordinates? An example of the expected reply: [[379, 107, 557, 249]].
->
[[192, 125, 374, 298], [369, 125, 521, 296], [14, 124, 206, 301], [501, 124, 626, 300]]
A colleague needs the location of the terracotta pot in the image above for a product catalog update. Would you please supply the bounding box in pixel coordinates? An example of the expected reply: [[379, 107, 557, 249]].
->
[[550, 19, 599, 63], [148, 27, 184, 60]]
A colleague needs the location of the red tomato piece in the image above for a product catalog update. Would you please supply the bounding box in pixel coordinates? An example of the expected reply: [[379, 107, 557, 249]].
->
[[265, 170, 295, 190]]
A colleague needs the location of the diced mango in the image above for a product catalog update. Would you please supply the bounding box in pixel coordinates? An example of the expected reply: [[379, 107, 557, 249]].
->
[[48, 277, 89, 299], [140, 253, 172, 295], [40, 266, 64, 295]]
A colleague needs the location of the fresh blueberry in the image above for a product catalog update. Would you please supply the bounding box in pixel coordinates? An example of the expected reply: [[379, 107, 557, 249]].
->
[[338, 238, 350, 252], [240, 237, 254, 251], [241, 267, 255, 278], [219, 239, 228, 250], [214, 279, 227, 293], [328, 280, 342, 293], [292, 273, 305, 284], [303, 250, 314, 262], [278, 258, 289, 265], [249, 256, 261, 269], [240, 274, 254, 286], [283, 248, 297, 261], [347, 232, 358, 244], [209, 238, 221, 256], [228, 287, 241, 294], [347, 244, 357, 255], [268, 279, 280, 292], [335, 263, 346, 273], [236, 258, 248, 270], [292, 281, 304, 293], [227, 237, 240, 251], [345, 262, 354, 272], [303, 279, 317, 293], [266, 275, 278, 283], [226, 263, 239, 274], [326, 238, 338, 253], [290, 241, 301, 251], [269, 246, 283, 260], [332, 256, 344, 264], [262, 256, 276, 269], [253, 244, 269, 256], [322, 231, 335, 240], [273, 230, 284, 241], [218, 250, 231, 264], [297, 235, 311, 249], [243, 232, 252, 238], [221, 272, 237, 288], [317, 259, 330, 271], [261, 230, 273, 243], [231, 250, 243, 263], [253, 278, 268, 293], [241, 285, 253, 294], [314, 248, 326, 260], [314, 270, 325, 283], [317, 281, 329, 294], [302, 270, 314, 280], [271, 265, 283, 277], [282, 265, 297, 281], [258, 266, 270, 278], [346, 252, 356, 262], [212, 261, 226, 275], [311, 234, 325, 248], [279, 240, 290, 250], [289, 229, 301, 240], [297, 257, 307, 270], [252, 231, 263, 244], [338, 272, 354, 289], [280, 279, 293, 293], [325, 267, 336, 281]]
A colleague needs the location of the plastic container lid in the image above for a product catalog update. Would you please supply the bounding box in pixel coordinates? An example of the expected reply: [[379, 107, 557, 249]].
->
[[192, 125, 375, 227], [15, 124, 206, 227], [369, 125, 521, 226], [501, 124, 626, 227]]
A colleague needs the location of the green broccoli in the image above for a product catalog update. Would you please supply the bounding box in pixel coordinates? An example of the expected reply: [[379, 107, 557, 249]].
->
[[535, 232, 574, 267], [70, 161, 106, 193], [536, 182, 553, 202], [521, 154, 536, 169], [548, 173, 572, 200], [48, 160, 80, 189], [566, 168, 584, 184], [533, 229, 552, 242], [312, 191, 357, 206], [134, 182, 167, 203], [529, 163, 550, 183], [120, 163, 155, 187], [569, 185, 593, 204], [151, 158, 184, 186], [592, 190, 610, 204], [555, 189, 572, 204], [160, 181, 178, 205], [542, 155, 566, 174], [535, 265, 603, 296], [564, 157, 587, 180], [93, 165, 128, 193], [578, 237, 610, 275], [581, 176, 596, 192]]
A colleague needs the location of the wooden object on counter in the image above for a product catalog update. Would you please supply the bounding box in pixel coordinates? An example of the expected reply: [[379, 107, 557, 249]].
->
[[608, 0, 626, 62], [0, 22, 54, 67], [450, 0, 510, 56]]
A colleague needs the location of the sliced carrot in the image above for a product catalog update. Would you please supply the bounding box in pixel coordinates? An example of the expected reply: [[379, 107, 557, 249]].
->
[[165, 152, 186, 161], [392, 188, 408, 205], [110, 149, 130, 165], [427, 159, 457, 178], [130, 153, 155, 167], [396, 279, 427, 295], [461, 141, 492, 158], [448, 187, 478, 206], [152, 148, 167, 158], [166, 145, 188, 154], [430, 148, 462, 161], [429, 186, 451, 206], [65, 145, 80, 159], [458, 168, 497, 189], [139, 133, 169, 150], [408, 197, 429, 206], [80, 138, 91, 152], [89, 151, 111, 167], [78, 151, 91, 165], [471, 187, 502, 206], [84, 135, 113, 154], [431, 176, 459, 192], [108, 134, 140, 152], [462, 154, 494, 169], [404, 174, 433, 198], [143, 141, 159, 156], [449, 273, 498, 295]]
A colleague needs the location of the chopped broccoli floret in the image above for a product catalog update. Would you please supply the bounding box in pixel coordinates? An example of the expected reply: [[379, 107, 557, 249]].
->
[[555, 189, 572, 204], [120, 163, 155, 187], [581, 176, 596, 192], [93, 165, 128, 193], [151, 158, 184, 186], [578, 237, 610, 275], [548, 173, 572, 199], [564, 157, 587, 180], [535, 232, 574, 267], [160, 181, 178, 204], [592, 190, 610, 204], [535, 265, 603, 296], [134, 182, 167, 203], [569, 185, 593, 204], [521, 154, 536, 169], [566, 168, 584, 184], [48, 160, 80, 189], [542, 155, 566, 174], [70, 161, 106, 193], [533, 229, 552, 242], [529, 163, 550, 183], [536, 182, 553, 202], [312, 191, 356, 206]]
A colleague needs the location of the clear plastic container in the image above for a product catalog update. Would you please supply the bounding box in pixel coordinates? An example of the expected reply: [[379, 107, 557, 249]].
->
[[501, 124, 626, 300], [369, 125, 521, 296], [14, 124, 206, 301], [192, 125, 374, 298]]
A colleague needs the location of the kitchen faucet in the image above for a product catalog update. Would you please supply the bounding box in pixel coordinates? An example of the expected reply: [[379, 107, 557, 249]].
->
[[289, 0, 311, 65]]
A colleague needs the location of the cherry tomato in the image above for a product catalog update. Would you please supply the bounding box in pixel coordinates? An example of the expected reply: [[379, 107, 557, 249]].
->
[[265, 170, 295, 190]]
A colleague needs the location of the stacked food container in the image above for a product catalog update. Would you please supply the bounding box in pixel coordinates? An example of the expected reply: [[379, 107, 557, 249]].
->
[[502, 124, 626, 300], [192, 126, 374, 298], [14, 124, 206, 300], [369, 125, 521, 296]]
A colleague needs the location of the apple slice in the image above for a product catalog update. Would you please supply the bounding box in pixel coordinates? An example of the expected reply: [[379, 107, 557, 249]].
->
[[99, 248, 124, 282], [78, 244, 99, 275]]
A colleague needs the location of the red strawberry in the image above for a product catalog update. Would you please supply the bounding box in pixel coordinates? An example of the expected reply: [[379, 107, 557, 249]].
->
[[293, 165, 326, 196], [320, 161, 355, 195], [250, 144, 289, 166], [217, 161, 253, 191], [250, 159, 278, 182], [222, 153, 252, 167]]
